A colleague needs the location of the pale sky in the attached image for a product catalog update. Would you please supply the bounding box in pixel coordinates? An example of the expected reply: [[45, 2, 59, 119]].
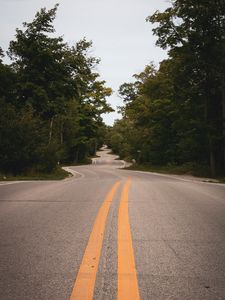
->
[[0, 0, 169, 125]]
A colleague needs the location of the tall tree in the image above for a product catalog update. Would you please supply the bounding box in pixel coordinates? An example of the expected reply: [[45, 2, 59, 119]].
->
[[147, 0, 225, 175], [0, 5, 113, 174]]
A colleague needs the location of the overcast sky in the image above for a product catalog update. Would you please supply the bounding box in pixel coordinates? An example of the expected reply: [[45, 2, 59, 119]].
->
[[1, 0, 170, 125]]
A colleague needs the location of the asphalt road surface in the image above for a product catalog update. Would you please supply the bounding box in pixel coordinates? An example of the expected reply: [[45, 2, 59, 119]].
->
[[0, 147, 225, 300]]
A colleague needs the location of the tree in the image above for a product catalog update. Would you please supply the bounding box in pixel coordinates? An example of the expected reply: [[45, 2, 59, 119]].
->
[[0, 48, 16, 104], [147, 0, 225, 175], [0, 5, 113, 174], [117, 63, 179, 164], [0, 98, 48, 174]]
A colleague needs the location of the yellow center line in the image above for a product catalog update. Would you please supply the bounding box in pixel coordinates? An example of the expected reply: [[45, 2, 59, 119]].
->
[[118, 179, 140, 300], [69, 181, 121, 300]]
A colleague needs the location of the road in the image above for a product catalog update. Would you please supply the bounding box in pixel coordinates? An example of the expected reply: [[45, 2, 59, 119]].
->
[[0, 147, 225, 300]]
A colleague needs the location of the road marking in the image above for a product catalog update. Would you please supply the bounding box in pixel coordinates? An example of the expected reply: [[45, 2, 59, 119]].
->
[[0, 181, 35, 186], [118, 179, 140, 300], [69, 181, 121, 300], [128, 170, 225, 186], [62, 167, 85, 179]]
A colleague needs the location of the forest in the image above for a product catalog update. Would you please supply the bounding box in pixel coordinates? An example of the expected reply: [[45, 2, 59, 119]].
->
[[107, 0, 225, 177], [0, 1, 225, 179], [0, 5, 112, 176]]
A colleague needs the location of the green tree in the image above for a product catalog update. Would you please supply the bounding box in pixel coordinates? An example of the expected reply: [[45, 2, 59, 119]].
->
[[0, 98, 48, 174], [0, 5, 113, 174], [147, 0, 225, 175], [0, 48, 16, 104]]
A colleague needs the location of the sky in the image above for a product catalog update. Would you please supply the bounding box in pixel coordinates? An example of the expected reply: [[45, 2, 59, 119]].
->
[[0, 0, 170, 125]]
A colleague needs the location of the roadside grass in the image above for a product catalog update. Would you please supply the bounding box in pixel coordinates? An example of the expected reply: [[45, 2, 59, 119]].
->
[[0, 155, 100, 181], [0, 167, 71, 181], [125, 163, 225, 183]]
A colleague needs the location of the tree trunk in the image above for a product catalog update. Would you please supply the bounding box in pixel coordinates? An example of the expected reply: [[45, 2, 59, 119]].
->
[[75, 149, 79, 163], [222, 77, 225, 169], [209, 142, 216, 178], [60, 121, 63, 145], [48, 117, 54, 145], [94, 140, 97, 156]]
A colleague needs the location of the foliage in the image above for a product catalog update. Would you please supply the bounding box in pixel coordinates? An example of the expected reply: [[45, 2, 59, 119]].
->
[[0, 5, 112, 175], [109, 0, 225, 176], [147, 0, 225, 175]]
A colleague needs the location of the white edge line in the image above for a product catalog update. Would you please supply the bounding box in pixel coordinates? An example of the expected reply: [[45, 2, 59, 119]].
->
[[0, 167, 85, 186], [123, 170, 225, 186], [62, 167, 85, 179], [0, 181, 28, 186]]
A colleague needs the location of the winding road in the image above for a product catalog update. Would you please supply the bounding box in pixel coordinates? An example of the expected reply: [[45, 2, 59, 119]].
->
[[0, 147, 225, 299]]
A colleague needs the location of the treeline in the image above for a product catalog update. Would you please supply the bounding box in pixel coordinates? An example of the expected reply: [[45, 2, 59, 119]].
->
[[0, 5, 112, 175], [107, 0, 225, 177]]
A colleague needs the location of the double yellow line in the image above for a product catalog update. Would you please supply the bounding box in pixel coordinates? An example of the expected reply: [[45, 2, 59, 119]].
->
[[70, 179, 140, 300]]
